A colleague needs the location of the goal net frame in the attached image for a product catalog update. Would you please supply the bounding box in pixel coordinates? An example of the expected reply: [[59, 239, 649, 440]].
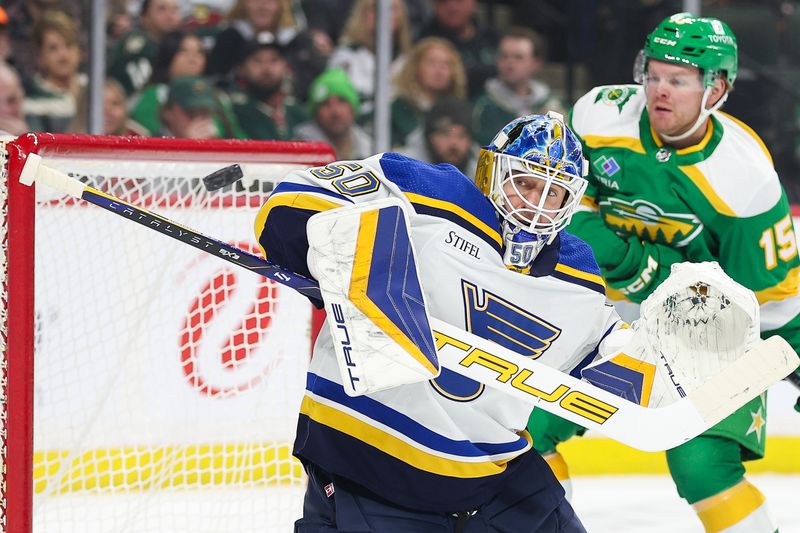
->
[[1, 133, 334, 533]]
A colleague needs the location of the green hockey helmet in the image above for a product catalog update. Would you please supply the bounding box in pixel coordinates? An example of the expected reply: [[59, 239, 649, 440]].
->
[[639, 12, 738, 88]]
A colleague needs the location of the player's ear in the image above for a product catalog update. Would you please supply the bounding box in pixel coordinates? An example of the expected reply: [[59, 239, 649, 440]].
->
[[707, 76, 727, 108]]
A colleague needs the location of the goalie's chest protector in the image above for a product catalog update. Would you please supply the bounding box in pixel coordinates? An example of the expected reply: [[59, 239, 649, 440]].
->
[[294, 154, 612, 512], [410, 203, 611, 402]]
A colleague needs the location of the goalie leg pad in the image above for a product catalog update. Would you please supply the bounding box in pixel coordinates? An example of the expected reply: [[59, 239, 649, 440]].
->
[[307, 198, 439, 396]]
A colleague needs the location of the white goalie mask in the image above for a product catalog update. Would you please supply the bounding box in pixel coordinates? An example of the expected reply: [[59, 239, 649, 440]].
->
[[474, 112, 589, 269]]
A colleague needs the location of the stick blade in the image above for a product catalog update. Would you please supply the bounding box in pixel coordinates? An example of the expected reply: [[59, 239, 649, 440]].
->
[[690, 335, 799, 425], [202, 164, 244, 191]]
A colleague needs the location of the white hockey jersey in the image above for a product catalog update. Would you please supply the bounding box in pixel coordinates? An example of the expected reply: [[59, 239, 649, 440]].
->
[[255, 153, 623, 512]]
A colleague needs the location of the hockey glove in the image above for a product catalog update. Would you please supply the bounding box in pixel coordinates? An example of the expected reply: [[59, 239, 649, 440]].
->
[[585, 261, 762, 408], [602, 239, 685, 304]]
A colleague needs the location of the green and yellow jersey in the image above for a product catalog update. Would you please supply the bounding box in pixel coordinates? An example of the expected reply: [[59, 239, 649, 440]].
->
[[107, 27, 159, 96], [568, 84, 800, 355], [565, 84, 798, 457]]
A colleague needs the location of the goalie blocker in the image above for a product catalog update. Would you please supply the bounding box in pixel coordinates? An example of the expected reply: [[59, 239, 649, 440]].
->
[[307, 199, 440, 396], [16, 155, 800, 452]]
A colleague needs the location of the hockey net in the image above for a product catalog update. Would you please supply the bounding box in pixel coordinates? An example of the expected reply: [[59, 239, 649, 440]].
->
[[0, 134, 335, 533]]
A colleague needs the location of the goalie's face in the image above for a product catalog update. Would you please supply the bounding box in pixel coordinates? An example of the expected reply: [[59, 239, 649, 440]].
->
[[479, 149, 587, 238], [502, 167, 569, 226]]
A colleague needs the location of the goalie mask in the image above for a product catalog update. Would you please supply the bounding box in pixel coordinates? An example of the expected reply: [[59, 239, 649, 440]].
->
[[474, 111, 588, 270]]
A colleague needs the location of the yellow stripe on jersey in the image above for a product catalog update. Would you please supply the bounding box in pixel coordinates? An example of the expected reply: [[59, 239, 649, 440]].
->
[[300, 396, 526, 478], [348, 209, 438, 375], [754, 265, 800, 304], [404, 192, 503, 247], [542, 451, 570, 482], [607, 353, 656, 406], [581, 135, 646, 154], [692, 479, 766, 533], [579, 195, 599, 211], [675, 119, 714, 155], [719, 111, 774, 166], [554, 263, 606, 288], [649, 126, 663, 148], [253, 192, 343, 258], [678, 165, 737, 217], [605, 286, 631, 302]]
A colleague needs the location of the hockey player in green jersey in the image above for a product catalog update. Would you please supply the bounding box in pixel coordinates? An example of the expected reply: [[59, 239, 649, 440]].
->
[[529, 12, 799, 533]]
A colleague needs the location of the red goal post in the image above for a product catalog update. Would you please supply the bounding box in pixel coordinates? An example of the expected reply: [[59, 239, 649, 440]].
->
[[1, 134, 334, 533]]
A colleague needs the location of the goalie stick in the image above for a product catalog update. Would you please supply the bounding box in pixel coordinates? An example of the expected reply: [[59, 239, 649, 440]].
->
[[16, 154, 800, 451]]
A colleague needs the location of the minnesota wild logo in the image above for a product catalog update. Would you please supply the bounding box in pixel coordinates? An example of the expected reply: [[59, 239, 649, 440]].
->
[[600, 197, 703, 246], [125, 34, 146, 54], [595, 86, 638, 113]]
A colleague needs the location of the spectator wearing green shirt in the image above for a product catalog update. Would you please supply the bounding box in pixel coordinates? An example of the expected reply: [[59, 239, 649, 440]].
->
[[295, 68, 371, 159], [23, 10, 86, 133], [159, 75, 222, 139], [327, 0, 412, 121], [472, 27, 564, 146], [229, 36, 307, 140], [207, 0, 326, 100], [390, 36, 466, 148], [128, 30, 244, 139], [107, 0, 182, 96], [397, 97, 479, 175]]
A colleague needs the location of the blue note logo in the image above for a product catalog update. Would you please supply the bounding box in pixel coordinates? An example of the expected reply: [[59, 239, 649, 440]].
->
[[430, 280, 561, 401]]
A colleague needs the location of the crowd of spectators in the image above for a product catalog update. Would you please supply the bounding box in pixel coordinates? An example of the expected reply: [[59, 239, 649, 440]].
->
[[0, 0, 799, 198], [0, 0, 566, 162]]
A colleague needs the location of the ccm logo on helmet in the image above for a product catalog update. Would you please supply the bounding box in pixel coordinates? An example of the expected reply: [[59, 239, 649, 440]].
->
[[653, 37, 676, 46]]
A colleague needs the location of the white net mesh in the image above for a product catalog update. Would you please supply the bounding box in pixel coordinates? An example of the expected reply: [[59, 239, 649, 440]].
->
[[2, 138, 328, 533]]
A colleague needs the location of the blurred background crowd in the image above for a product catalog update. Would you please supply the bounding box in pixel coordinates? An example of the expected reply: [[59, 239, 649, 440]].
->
[[1, 0, 799, 199]]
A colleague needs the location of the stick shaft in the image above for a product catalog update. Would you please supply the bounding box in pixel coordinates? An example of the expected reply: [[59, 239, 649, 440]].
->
[[787, 370, 800, 390], [22, 154, 321, 301], [81, 187, 323, 301]]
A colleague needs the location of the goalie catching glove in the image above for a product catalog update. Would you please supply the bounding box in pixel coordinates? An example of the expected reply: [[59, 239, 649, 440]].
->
[[306, 198, 440, 396], [582, 261, 765, 408]]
